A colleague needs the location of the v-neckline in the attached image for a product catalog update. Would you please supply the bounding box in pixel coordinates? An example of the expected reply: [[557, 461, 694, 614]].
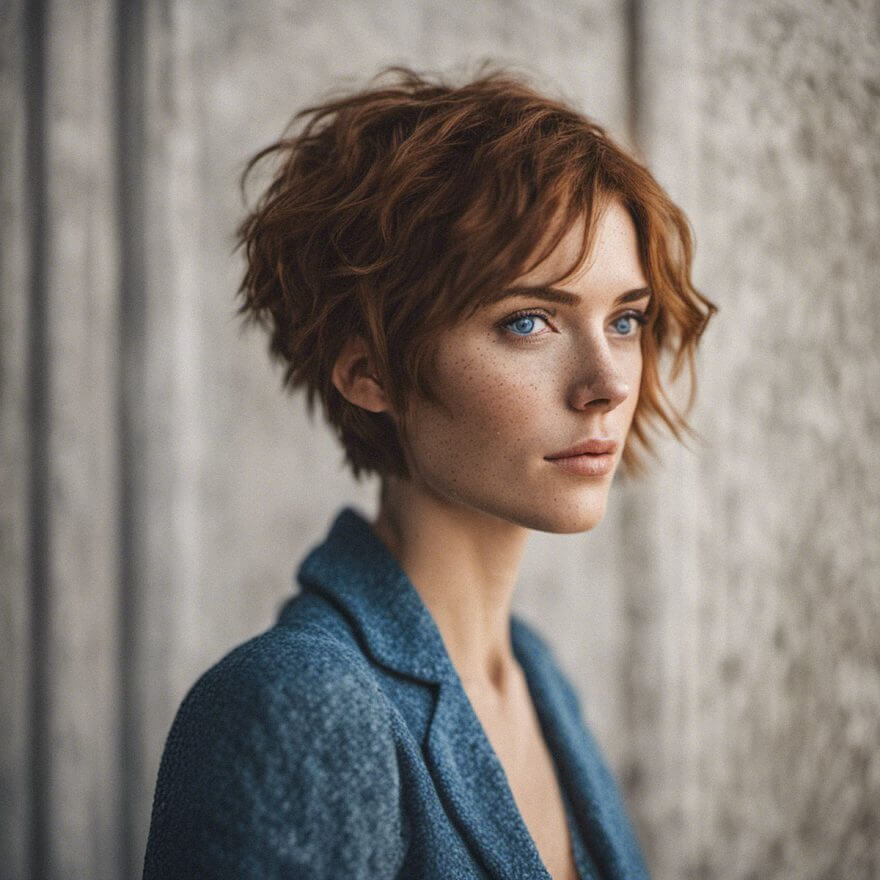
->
[[295, 506, 649, 880], [463, 662, 590, 880], [558, 770, 601, 880], [513, 650, 601, 880]]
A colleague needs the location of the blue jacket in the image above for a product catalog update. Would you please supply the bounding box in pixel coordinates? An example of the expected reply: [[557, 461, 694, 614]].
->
[[143, 506, 651, 879]]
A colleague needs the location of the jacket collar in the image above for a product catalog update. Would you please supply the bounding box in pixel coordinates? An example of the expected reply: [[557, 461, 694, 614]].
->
[[295, 506, 647, 880], [296, 505, 455, 684]]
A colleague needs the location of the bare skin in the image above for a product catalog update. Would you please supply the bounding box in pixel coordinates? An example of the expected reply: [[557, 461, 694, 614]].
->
[[469, 666, 581, 880], [372, 477, 579, 879], [332, 199, 648, 879]]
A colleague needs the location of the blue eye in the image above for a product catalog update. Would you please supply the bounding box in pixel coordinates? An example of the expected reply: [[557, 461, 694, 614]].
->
[[503, 313, 549, 336], [611, 312, 646, 336]]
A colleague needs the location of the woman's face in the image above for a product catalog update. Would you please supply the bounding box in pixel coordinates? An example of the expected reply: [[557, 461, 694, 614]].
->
[[397, 199, 649, 534]]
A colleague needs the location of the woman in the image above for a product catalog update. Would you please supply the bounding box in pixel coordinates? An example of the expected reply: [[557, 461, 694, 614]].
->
[[143, 67, 715, 879]]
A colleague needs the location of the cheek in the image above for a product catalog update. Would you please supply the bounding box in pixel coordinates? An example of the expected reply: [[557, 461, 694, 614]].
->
[[408, 349, 542, 470]]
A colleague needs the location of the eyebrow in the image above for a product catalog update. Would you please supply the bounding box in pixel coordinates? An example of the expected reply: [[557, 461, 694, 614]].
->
[[490, 284, 653, 307]]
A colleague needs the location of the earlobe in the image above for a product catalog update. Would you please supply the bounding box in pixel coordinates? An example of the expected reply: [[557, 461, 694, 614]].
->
[[331, 336, 392, 414]]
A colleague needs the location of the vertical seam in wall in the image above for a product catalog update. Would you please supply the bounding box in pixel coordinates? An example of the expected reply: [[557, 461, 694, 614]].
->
[[116, 0, 146, 874], [624, 0, 643, 153], [24, 0, 48, 878], [621, 0, 643, 758]]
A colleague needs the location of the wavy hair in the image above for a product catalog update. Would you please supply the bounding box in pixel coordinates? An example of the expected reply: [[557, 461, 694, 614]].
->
[[236, 66, 717, 479]]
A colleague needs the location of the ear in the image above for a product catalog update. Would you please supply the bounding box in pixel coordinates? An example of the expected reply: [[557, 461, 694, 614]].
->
[[331, 336, 392, 414]]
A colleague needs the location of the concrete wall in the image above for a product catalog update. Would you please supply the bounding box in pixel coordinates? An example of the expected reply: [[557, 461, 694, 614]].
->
[[2, 1, 877, 878], [619, 3, 880, 877]]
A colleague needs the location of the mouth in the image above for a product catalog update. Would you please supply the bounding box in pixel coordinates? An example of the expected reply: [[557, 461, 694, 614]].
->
[[544, 438, 618, 477], [545, 438, 618, 459]]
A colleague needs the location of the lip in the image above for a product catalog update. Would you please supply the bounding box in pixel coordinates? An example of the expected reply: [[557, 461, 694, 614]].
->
[[545, 438, 618, 459], [546, 452, 616, 477], [544, 438, 618, 478]]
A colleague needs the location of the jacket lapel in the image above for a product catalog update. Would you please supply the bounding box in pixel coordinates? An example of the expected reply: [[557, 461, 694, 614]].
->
[[511, 618, 651, 880], [423, 675, 552, 879], [295, 507, 551, 879]]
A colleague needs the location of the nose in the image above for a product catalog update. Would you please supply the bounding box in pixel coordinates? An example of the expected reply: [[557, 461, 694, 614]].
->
[[567, 338, 632, 413]]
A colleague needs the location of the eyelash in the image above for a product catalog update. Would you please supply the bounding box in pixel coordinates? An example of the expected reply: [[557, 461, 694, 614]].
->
[[499, 308, 648, 341], [500, 308, 553, 334], [611, 310, 649, 336]]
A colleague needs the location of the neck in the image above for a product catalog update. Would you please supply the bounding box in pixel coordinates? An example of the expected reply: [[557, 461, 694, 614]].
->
[[370, 476, 530, 697]]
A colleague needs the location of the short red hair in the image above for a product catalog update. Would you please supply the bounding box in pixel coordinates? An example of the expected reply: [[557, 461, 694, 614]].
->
[[236, 67, 716, 479]]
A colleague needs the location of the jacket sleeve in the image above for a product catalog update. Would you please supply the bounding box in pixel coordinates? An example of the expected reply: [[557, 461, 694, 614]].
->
[[142, 630, 406, 880]]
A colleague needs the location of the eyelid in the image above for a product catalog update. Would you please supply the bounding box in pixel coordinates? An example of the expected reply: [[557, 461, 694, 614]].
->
[[615, 307, 648, 322], [609, 309, 648, 337], [502, 306, 555, 321], [498, 307, 554, 340]]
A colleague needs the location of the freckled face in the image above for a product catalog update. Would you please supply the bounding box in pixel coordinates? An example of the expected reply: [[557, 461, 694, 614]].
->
[[397, 199, 649, 534]]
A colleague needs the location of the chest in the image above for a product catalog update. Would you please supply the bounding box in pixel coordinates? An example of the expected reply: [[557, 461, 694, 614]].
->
[[470, 693, 581, 880]]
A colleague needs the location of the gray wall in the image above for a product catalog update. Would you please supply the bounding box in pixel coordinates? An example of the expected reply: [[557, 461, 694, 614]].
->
[[2, 1, 878, 878]]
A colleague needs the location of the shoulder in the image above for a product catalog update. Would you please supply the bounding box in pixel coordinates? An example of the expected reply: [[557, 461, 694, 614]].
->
[[178, 620, 384, 726], [144, 623, 405, 879]]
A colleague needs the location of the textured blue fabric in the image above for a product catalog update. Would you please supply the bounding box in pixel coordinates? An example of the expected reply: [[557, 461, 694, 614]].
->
[[143, 506, 651, 879]]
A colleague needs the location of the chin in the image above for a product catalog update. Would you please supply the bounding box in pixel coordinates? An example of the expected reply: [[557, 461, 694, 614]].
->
[[489, 487, 612, 535], [424, 470, 614, 535], [527, 502, 609, 534]]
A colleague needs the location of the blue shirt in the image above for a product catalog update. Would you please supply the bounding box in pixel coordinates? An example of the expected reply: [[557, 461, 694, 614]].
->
[[143, 506, 651, 879]]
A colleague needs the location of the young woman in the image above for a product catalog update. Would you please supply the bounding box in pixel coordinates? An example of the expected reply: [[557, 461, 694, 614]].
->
[[143, 67, 715, 880]]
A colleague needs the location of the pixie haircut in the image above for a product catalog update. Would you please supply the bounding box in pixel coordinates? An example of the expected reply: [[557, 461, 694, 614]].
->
[[236, 67, 716, 480]]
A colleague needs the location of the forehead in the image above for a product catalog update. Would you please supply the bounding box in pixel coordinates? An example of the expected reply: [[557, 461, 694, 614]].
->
[[513, 199, 646, 290]]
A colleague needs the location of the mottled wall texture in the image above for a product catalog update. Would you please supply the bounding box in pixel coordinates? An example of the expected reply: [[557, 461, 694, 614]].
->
[[1, 1, 878, 878]]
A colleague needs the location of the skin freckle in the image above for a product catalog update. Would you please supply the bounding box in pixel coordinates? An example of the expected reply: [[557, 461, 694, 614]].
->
[[397, 200, 646, 534]]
